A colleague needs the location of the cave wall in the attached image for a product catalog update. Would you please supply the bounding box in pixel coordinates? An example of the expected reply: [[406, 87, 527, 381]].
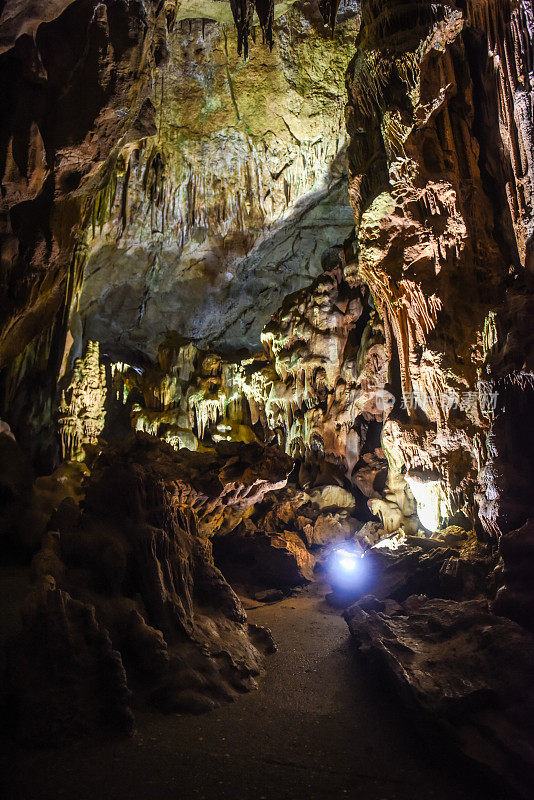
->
[[0, 0, 361, 465], [1, 0, 532, 539], [1, 1, 534, 780], [344, 0, 534, 535], [0, 0, 167, 466], [105, 258, 393, 519]]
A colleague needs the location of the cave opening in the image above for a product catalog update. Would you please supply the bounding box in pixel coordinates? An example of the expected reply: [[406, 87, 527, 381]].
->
[[1, 1, 533, 799]]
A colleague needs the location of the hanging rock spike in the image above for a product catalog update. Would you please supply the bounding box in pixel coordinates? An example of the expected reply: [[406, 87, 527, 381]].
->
[[230, 0, 254, 58], [318, 0, 341, 33], [253, 0, 275, 50]]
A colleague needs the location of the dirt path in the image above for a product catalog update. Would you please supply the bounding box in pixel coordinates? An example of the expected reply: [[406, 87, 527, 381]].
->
[[7, 583, 503, 800]]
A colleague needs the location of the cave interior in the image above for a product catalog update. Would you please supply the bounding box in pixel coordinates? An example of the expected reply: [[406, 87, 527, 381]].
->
[[1, 1, 534, 798]]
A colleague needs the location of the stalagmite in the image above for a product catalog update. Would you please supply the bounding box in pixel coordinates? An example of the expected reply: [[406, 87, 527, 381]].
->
[[58, 342, 107, 461]]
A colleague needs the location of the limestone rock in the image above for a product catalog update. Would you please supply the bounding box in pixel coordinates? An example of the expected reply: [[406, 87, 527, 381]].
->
[[345, 0, 534, 536], [213, 529, 315, 590], [308, 512, 359, 547], [354, 520, 384, 548], [352, 449, 388, 499], [5, 576, 133, 745], [493, 519, 534, 632], [309, 485, 356, 510], [7, 433, 286, 743], [344, 595, 534, 798], [58, 341, 106, 461], [0, 0, 166, 462], [78, 8, 359, 360]]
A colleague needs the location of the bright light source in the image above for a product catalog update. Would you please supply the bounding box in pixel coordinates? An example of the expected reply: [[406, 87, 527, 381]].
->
[[328, 545, 366, 593], [337, 553, 358, 572]]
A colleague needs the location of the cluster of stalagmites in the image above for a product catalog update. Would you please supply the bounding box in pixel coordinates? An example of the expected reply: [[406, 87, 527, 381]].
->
[[110, 257, 395, 525], [58, 341, 106, 461]]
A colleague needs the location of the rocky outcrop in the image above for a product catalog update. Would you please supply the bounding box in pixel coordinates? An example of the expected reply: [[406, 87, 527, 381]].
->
[[345, 594, 534, 798], [5, 574, 134, 745], [343, 0, 534, 537], [493, 518, 534, 631], [4, 433, 290, 743], [110, 256, 392, 514], [0, 0, 168, 466], [340, 7, 534, 791]]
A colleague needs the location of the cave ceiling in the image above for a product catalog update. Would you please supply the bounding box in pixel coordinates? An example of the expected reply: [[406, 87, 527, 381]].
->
[[76, 1, 360, 363]]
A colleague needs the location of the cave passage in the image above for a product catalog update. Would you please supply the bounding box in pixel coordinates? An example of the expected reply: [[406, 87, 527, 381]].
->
[[7, 582, 500, 800], [1, 1, 534, 799]]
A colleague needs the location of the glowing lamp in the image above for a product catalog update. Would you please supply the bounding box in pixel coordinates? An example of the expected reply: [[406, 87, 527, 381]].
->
[[328, 545, 365, 593], [336, 550, 359, 573]]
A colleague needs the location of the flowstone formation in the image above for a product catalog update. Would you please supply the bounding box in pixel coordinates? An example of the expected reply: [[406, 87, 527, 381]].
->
[[5, 433, 289, 744], [337, 2, 534, 794], [344, 0, 534, 536]]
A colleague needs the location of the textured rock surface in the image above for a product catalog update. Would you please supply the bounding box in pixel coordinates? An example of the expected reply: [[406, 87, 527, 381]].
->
[[76, 5, 359, 360], [108, 257, 392, 510], [0, 0, 166, 463], [5, 574, 134, 745], [344, 0, 534, 536], [1, 1, 534, 787], [336, 5, 534, 795], [4, 433, 288, 743], [493, 518, 534, 631], [58, 341, 106, 460], [345, 594, 534, 798]]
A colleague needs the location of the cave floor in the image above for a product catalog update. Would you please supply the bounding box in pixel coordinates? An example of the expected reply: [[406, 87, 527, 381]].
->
[[6, 581, 503, 800]]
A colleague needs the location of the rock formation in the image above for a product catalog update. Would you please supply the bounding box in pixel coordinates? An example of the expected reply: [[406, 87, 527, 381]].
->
[[108, 257, 392, 519], [343, 0, 534, 539], [339, 4, 534, 796], [345, 592, 534, 798], [58, 341, 106, 460], [0, 0, 167, 464], [5, 433, 289, 744], [1, 2, 534, 795], [76, 5, 359, 362]]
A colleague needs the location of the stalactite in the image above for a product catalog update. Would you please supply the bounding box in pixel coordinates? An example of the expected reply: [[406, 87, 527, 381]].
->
[[253, 0, 275, 50], [229, 0, 254, 58], [318, 0, 341, 33]]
